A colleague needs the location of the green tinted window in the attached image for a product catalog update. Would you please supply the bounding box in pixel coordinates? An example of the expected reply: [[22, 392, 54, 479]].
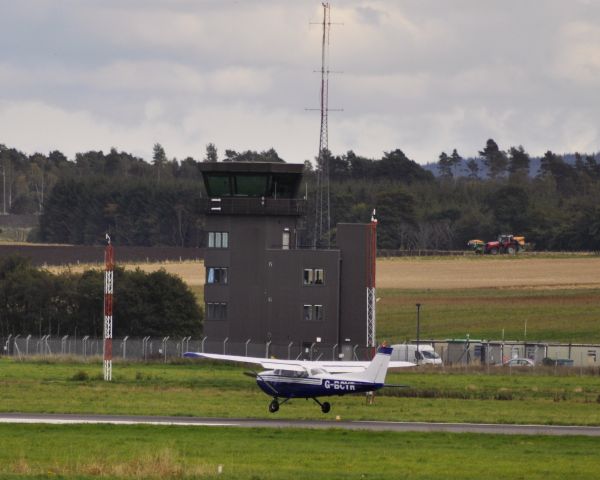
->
[[234, 175, 267, 196], [206, 175, 231, 196], [269, 173, 297, 198]]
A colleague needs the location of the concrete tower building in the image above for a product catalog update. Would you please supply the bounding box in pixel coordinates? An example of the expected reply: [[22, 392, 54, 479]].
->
[[200, 162, 375, 358]]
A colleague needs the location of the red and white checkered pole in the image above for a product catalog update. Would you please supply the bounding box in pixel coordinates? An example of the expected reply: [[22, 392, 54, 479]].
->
[[103, 234, 114, 381]]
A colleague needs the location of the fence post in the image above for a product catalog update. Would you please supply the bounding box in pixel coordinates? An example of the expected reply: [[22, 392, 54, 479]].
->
[[265, 340, 271, 359], [61, 335, 69, 355], [142, 336, 150, 360], [353, 344, 359, 360], [180, 336, 188, 357], [223, 337, 229, 355], [201, 336, 207, 353], [25, 334, 31, 356], [287, 341, 293, 360], [122, 336, 129, 359], [6, 334, 12, 356], [331, 343, 338, 360], [162, 336, 169, 363], [309, 342, 316, 361], [245, 339, 251, 357], [12, 335, 20, 357]]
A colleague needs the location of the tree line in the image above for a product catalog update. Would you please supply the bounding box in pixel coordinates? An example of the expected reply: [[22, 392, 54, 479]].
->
[[303, 140, 600, 251], [0, 256, 202, 339], [2, 140, 599, 251]]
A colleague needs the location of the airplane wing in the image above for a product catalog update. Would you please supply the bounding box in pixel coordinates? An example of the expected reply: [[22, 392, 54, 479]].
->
[[184, 352, 415, 372], [314, 360, 415, 373], [184, 352, 308, 371]]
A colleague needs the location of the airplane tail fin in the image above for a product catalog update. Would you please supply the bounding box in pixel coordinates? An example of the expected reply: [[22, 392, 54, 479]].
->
[[350, 346, 393, 384]]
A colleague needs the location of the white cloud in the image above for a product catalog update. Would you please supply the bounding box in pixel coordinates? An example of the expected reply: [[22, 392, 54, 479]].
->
[[553, 21, 600, 85], [2, 1, 600, 165]]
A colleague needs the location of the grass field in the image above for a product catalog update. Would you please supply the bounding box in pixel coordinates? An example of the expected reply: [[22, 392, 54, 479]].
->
[[3, 359, 600, 478], [51, 254, 600, 342], [2, 424, 600, 479], [3, 359, 600, 425], [376, 287, 600, 342], [9, 255, 598, 478]]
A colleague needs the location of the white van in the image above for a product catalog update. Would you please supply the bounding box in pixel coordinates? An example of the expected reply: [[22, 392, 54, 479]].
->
[[391, 343, 443, 366]]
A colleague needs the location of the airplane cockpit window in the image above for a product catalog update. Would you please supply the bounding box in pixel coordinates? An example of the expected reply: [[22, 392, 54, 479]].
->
[[274, 369, 308, 378], [310, 368, 326, 375]]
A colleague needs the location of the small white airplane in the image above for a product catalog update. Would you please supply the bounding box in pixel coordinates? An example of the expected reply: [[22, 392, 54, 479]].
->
[[184, 346, 414, 413]]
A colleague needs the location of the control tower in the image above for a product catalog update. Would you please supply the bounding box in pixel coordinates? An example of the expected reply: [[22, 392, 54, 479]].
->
[[200, 162, 376, 355]]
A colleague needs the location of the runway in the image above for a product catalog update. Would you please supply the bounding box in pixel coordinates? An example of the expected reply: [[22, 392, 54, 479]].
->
[[2, 413, 600, 436]]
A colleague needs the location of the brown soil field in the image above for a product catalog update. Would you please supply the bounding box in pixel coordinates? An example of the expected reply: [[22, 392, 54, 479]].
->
[[377, 256, 600, 289], [49, 261, 206, 286], [51, 256, 600, 290]]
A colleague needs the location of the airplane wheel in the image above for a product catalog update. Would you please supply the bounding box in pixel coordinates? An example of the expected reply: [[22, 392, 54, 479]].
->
[[269, 400, 279, 413], [321, 402, 331, 414]]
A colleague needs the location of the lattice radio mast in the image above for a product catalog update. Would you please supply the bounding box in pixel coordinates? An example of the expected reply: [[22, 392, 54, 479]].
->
[[309, 2, 341, 248]]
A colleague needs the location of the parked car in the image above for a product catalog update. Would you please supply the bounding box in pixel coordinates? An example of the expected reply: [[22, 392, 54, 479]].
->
[[502, 358, 534, 367]]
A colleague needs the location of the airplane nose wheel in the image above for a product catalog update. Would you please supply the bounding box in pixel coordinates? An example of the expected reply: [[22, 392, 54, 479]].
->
[[269, 399, 280, 413]]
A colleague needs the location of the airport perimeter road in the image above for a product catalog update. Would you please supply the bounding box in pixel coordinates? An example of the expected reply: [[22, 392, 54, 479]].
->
[[2, 413, 600, 437]]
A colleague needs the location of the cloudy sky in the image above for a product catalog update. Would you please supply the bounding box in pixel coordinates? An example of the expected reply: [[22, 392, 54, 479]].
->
[[1, 0, 600, 165]]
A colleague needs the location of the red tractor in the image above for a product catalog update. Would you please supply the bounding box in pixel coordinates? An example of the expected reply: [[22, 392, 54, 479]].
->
[[484, 234, 525, 255]]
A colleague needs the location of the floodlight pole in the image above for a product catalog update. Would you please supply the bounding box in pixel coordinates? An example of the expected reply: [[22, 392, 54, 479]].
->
[[103, 234, 114, 381]]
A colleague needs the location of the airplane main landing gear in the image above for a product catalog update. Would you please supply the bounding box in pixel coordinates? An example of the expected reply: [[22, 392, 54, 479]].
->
[[311, 398, 331, 413], [268, 398, 289, 413]]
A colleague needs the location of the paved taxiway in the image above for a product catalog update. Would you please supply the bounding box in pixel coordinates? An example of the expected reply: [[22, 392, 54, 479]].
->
[[2, 413, 600, 436]]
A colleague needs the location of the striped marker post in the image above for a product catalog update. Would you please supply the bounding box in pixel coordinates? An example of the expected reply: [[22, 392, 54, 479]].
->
[[103, 234, 114, 381]]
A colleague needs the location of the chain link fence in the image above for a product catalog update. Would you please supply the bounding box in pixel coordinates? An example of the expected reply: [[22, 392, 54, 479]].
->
[[2, 335, 599, 368], [0, 335, 374, 362]]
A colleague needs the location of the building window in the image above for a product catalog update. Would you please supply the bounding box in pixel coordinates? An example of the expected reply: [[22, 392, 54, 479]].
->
[[282, 229, 290, 250], [314, 269, 324, 284], [303, 304, 324, 322], [206, 302, 227, 321], [303, 268, 324, 285], [207, 267, 228, 284], [314, 305, 323, 322], [208, 232, 229, 248]]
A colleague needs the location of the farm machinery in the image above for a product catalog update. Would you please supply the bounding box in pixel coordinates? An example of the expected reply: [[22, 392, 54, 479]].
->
[[468, 235, 526, 255]]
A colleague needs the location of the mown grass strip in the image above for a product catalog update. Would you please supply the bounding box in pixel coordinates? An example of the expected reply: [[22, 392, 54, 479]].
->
[[2, 359, 600, 425], [1, 424, 600, 479]]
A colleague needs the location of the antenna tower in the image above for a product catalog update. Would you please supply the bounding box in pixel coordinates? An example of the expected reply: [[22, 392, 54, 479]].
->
[[310, 2, 341, 248]]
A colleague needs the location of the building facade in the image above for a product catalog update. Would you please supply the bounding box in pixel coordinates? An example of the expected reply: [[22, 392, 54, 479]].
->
[[200, 162, 375, 354]]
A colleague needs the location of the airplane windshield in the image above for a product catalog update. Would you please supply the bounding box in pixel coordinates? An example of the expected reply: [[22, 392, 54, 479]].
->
[[310, 368, 326, 375]]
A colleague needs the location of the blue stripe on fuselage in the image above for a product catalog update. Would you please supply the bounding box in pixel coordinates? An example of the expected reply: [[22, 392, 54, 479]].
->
[[257, 377, 384, 399]]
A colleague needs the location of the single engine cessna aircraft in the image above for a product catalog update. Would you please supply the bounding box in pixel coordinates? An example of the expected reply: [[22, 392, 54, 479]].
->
[[184, 346, 414, 413]]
